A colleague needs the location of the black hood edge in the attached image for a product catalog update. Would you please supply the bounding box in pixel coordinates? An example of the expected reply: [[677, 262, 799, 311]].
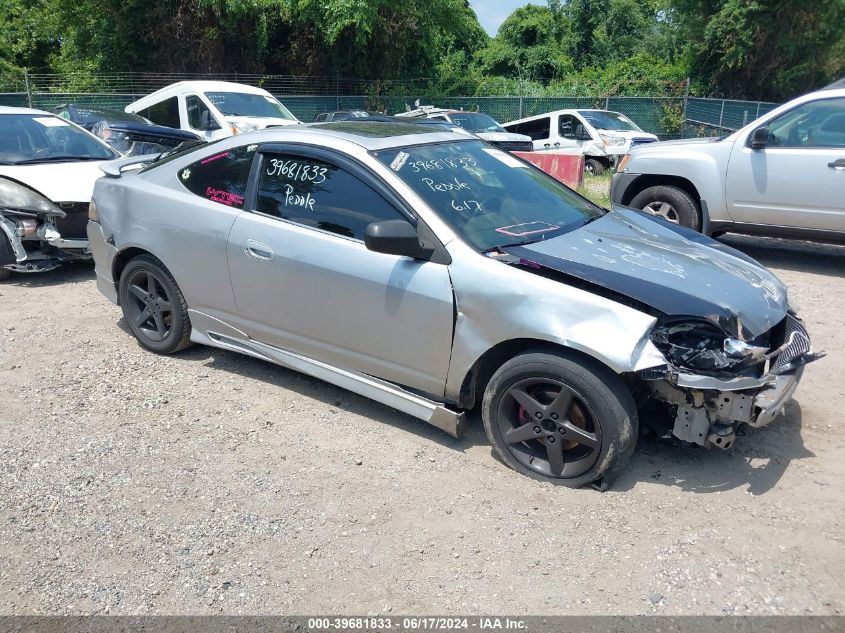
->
[[505, 245, 761, 340]]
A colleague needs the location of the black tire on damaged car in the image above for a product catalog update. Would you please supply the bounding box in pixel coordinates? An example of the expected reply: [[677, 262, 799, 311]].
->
[[630, 184, 701, 231], [585, 158, 605, 175], [0, 234, 14, 281], [118, 254, 193, 354], [482, 350, 638, 490]]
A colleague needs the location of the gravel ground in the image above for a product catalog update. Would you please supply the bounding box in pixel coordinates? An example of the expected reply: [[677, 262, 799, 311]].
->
[[0, 234, 843, 616]]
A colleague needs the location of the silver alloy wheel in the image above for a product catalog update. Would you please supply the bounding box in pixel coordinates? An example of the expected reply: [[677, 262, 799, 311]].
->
[[644, 201, 680, 223]]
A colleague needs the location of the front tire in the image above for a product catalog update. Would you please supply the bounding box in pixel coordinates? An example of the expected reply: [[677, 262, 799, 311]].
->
[[0, 235, 13, 281], [630, 185, 701, 231], [585, 158, 605, 175], [118, 254, 192, 354], [482, 351, 637, 488]]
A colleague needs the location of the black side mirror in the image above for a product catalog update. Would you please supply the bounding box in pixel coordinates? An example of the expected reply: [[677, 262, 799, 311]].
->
[[575, 124, 591, 141], [364, 220, 425, 259], [750, 126, 769, 149]]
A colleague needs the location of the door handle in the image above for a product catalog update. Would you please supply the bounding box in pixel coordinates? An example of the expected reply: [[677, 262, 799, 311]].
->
[[244, 239, 274, 261], [543, 143, 550, 149], [553, 142, 560, 147], [828, 158, 845, 171]]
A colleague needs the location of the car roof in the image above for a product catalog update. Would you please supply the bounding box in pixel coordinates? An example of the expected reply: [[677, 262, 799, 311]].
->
[[0, 106, 54, 116], [239, 121, 475, 151], [126, 81, 273, 110], [504, 109, 584, 125]]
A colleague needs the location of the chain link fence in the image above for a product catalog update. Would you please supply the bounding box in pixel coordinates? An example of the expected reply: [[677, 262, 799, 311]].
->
[[0, 71, 778, 139]]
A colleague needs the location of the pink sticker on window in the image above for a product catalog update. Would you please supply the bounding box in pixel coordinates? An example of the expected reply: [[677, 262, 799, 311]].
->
[[495, 222, 560, 237], [205, 186, 244, 207]]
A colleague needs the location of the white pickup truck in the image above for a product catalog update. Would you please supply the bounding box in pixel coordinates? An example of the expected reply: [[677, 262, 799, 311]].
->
[[610, 83, 845, 240]]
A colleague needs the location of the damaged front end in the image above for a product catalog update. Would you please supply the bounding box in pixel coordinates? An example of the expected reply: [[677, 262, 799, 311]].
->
[[0, 178, 91, 275], [641, 312, 824, 449]]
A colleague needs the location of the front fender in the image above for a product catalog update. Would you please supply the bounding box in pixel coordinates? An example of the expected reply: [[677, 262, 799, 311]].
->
[[443, 240, 666, 401]]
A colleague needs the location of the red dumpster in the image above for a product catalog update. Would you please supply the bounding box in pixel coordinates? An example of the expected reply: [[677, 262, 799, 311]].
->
[[513, 152, 585, 190]]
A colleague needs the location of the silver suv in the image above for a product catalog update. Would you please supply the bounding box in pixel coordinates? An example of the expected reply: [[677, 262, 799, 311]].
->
[[611, 85, 845, 240], [88, 122, 821, 488]]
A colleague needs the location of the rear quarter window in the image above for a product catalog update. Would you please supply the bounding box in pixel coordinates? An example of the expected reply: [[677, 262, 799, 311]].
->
[[178, 145, 255, 208]]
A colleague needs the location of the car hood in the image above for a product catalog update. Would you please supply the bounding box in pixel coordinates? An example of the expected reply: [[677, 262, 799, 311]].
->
[[476, 131, 532, 142], [0, 161, 108, 203], [226, 115, 299, 129], [503, 208, 788, 340], [102, 121, 201, 141], [633, 136, 723, 151], [596, 129, 657, 139]]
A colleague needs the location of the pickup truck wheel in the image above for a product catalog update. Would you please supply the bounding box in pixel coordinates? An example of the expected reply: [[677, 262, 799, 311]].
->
[[585, 158, 605, 175], [0, 268, 10, 281], [482, 352, 638, 489], [118, 254, 192, 354], [630, 185, 701, 231]]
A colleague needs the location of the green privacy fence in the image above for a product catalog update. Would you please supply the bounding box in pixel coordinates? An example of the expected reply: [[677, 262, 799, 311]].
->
[[0, 72, 779, 140]]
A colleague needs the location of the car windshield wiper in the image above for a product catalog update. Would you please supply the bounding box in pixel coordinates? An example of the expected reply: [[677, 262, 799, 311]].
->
[[13, 155, 108, 164], [487, 238, 545, 251]]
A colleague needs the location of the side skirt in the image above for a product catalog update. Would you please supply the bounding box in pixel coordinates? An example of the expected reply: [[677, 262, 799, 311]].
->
[[188, 310, 467, 439]]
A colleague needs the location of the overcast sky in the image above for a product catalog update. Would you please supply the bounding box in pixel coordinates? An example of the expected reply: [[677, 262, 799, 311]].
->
[[470, 0, 530, 36]]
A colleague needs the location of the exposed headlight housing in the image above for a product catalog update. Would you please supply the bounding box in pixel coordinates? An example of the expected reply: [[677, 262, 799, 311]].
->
[[0, 178, 64, 216], [651, 319, 769, 374], [229, 121, 259, 135], [92, 121, 132, 154], [602, 135, 626, 146]]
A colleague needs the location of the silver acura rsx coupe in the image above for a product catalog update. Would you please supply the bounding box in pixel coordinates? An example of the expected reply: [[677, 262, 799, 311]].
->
[[87, 122, 822, 488]]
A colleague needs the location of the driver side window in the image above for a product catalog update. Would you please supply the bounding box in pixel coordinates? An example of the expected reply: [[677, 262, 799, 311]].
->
[[767, 98, 845, 148], [558, 115, 578, 139]]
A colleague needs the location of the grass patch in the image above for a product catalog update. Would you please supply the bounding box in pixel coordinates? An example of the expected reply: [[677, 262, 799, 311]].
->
[[577, 172, 612, 208]]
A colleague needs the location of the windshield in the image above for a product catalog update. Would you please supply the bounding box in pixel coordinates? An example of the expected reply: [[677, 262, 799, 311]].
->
[[0, 114, 117, 164], [578, 110, 641, 132], [447, 112, 505, 133], [205, 92, 297, 121], [375, 140, 601, 251]]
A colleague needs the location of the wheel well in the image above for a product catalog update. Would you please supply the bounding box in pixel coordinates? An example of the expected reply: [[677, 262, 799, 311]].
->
[[620, 175, 702, 209], [111, 247, 153, 303], [457, 339, 618, 409]]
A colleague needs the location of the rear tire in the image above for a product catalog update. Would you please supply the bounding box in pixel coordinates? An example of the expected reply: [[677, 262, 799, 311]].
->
[[482, 351, 638, 488], [585, 158, 605, 175], [118, 254, 192, 354], [630, 185, 701, 231], [0, 267, 10, 281]]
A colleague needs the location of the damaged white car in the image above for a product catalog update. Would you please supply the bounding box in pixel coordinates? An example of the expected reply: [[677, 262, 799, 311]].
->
[[0, 107, 119, 280], [88, 122, 823, 488]]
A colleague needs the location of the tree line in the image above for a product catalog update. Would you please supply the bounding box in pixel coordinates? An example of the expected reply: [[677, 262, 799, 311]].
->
[[1, 0, 843, 101]]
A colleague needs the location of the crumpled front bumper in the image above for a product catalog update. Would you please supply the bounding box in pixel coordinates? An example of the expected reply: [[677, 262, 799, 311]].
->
[[1, 210, 91, 273], [646, 363, 810, 450], [751, 367, 804, 428]]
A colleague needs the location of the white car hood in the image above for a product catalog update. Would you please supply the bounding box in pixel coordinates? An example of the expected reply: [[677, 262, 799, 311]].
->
[[227, 115, 299, 129], [476, 131, 532, 142], [596, 128, 658, 140], [0, 161, 109, 202]]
